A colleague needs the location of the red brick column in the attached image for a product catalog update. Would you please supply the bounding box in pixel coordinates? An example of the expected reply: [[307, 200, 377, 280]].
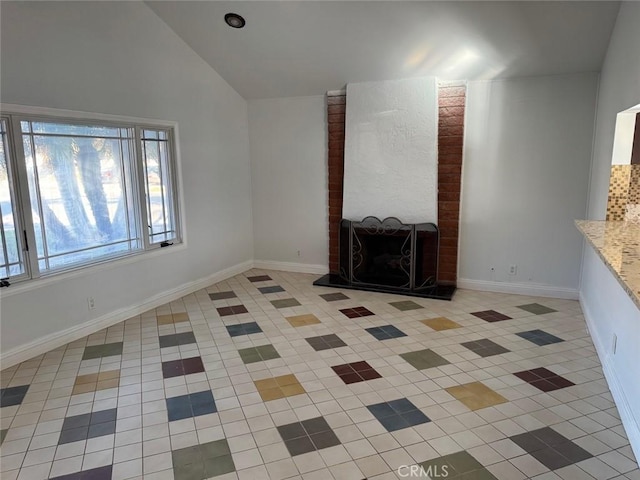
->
[[327, 91, 346, 274], [437, 82, 466, 285]]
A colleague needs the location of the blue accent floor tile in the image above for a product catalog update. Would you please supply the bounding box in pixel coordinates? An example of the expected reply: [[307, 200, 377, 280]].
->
[[378, 415, 411, 432], [367, 402, 396, 418], [388, 398, 416, 414], [365, 325, 407, 340], [0, 385, 30, 407], [63, 414, 91, 430], [192, 401, 216, 417], [190, 390, 215, 405], [91, 409, 117, 424], [367, 398, 431, 432], [50, 465, 113, 480], [167, 390, 217, 421], [226, 322, 263, 337], [167, 397, 193, 422], [59, 408, 118, 445], [58, 426, 89, 445], [516, 329, 564, 346], [401, 409, 431, 426], [87, 421, 116, 439]]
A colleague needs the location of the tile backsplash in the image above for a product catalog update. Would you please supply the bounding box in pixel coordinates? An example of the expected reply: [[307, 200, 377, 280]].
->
[[606, 164, 640, 222]]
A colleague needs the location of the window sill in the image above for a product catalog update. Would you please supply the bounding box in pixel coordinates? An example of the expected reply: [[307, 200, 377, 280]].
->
[[0, 241, 186, 298]]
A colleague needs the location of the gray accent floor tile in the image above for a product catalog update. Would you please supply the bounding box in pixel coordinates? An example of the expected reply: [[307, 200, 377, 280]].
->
[[517, 303, 557, 315], [208, 291, 237, 301]]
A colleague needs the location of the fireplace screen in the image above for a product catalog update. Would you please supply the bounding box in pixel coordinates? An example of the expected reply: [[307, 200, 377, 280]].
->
[[339, 216, 438, 292]]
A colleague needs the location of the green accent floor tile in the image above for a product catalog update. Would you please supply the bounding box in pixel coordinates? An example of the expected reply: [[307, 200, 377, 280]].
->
[[420, 451, 497, 480], [457, 470, 498, 480], [238, 344, 281, 364], [400, 349, 450, 370], [517, 303, 557, 315], [172, 445, 201, 466], [238, 349, 262, 364], [0, 429, 7, 445], [172, 440, 235, 480], [174, 462, 205, 480], [203, 454, 236, 477], [256, 344, 280, 360], [389, 300, 424, 311], [418, 456, 454, 479], [271, 298, 301, 309], [447, 450, 484, 475], [82, 342, 124, 360], [200, 439, 231, 458]]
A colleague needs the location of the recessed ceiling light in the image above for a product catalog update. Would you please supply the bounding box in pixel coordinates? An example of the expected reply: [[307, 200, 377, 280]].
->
[[225, 13, 245, 29]]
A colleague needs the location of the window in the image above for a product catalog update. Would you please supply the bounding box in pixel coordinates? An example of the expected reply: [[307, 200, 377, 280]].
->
[[0, 108, 181, 284]]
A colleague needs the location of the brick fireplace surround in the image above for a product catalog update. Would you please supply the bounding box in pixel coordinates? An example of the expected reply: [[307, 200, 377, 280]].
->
[[326, 82, 466, 285]]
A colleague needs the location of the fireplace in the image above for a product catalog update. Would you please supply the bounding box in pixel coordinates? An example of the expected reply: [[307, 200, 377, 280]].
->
[[315, 216, 456, 300]]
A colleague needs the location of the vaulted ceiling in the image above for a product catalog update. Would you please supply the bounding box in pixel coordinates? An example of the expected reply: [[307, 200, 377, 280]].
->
[[147, 1, 620, 99]]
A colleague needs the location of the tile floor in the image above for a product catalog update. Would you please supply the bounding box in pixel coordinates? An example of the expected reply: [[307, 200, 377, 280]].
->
[[1, 270, 639, 480]]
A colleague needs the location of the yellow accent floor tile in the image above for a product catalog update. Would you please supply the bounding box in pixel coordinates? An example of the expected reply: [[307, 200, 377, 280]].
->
[[254, 374, 306, 401], [421, 317, 461, 331], [286, 314, 320, 327], [156, 314, 175, 325], [72, 383, 96, 395], [276, 374, 298, 386], [157, 313, 190, 325], [75, 373, 99, 385], [98, 370, 119, 381], [281, 384, 305, 396], [254, 378, 278, 390], [97, 378, 120, 390], [173, 312, 190, 323], [446, 381, 507, 411], [259, 387, 284, 401]]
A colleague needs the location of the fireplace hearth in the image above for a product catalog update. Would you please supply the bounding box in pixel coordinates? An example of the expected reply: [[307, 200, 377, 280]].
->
[[314, 216, 456, 300]]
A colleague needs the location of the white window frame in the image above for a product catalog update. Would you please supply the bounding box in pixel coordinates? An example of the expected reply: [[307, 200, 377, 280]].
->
[[0, 103, 185, 288]]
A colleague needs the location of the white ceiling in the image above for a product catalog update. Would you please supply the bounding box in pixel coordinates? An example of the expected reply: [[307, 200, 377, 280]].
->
[[147, 1, 620, 99]]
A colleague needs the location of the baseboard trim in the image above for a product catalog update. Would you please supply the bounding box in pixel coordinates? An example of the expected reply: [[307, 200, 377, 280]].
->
[[253, 260, 329, 275], [457, 278, 579, 300], [0, 260, 253, 369], [580, 291, 640, 465]]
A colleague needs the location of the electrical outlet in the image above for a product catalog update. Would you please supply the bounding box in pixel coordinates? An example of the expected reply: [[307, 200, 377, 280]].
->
[[509, 264, 517, 275], [87, 297, 95, 311], [612, 334, 617, 354], [297, 250, 301, 257]]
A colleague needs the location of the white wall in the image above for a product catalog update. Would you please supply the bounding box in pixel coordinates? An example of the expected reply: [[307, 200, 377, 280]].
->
[[580, 2, 640, 462], [248, 96, 328, 269], [343, 78, 438, 224], [459, 73, 598, 296], [0, 2, 253, 355]]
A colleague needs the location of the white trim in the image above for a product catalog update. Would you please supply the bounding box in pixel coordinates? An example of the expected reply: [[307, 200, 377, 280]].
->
[[457, 278, 579, 300], [0, 243, 187, 297], [253, 260, 328, 275], [580, 291, 640, 465], [0, 260, 253, 369], [0, 103, 177, 128]]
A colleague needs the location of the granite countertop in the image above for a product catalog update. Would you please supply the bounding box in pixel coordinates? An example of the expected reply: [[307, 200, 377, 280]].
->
[[576, 220, 640, 308]]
